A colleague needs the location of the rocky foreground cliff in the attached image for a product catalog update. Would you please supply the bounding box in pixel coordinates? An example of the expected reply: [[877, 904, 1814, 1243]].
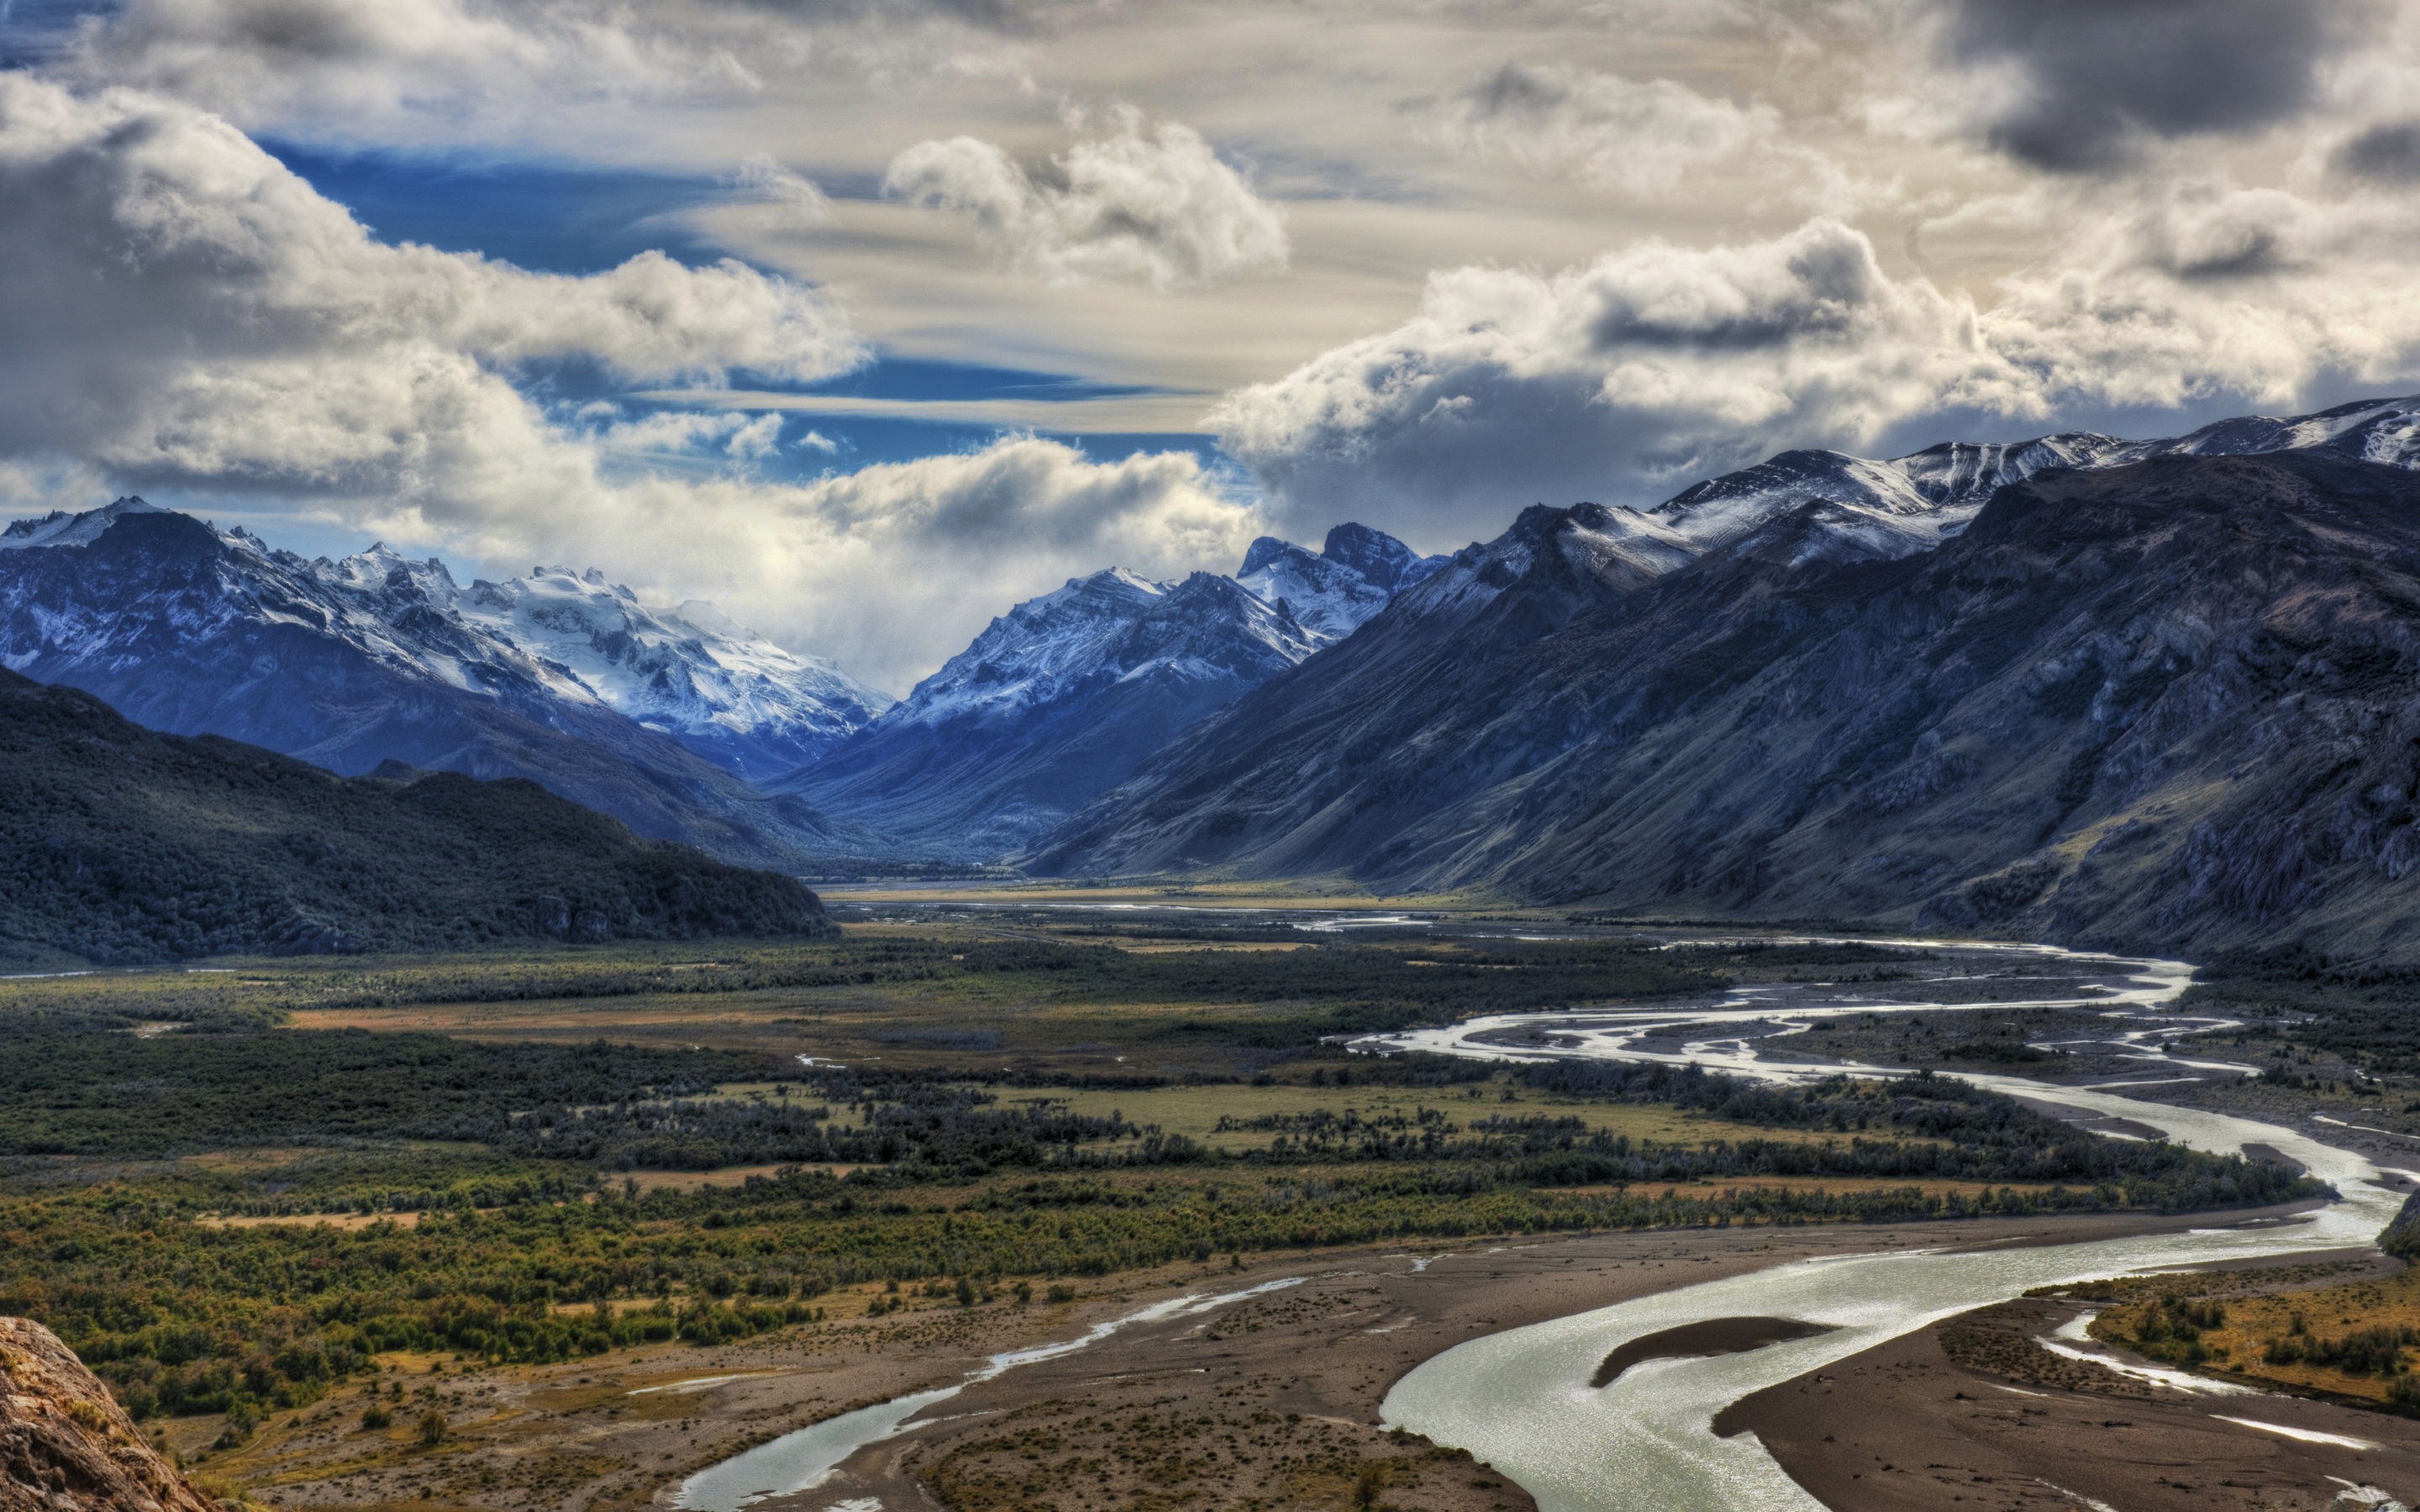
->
[[0, 1318, 214, 1512], [1040, 452, 2420, 963]]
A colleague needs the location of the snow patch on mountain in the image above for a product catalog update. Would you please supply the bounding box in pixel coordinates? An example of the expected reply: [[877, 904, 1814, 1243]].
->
[[1234, 523, 1450, 643], [453, 566, 890, 780], [0, 496, 166, 551], [1641, 393, 2420, 574], [0, 499, 888, 780]]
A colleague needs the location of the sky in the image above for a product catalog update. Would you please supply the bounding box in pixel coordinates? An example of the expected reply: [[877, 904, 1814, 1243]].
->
[[5, 0, 2420, 692]]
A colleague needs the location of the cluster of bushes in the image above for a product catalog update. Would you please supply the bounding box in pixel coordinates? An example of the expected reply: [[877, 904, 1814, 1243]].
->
[[471, 1085, 1150, 1173], [0, 1029, 797, 1157], [2261, 1318, 2420, 1375], [1510, 1063, 2317, 1208], [4, 1110, 2293, 1429]]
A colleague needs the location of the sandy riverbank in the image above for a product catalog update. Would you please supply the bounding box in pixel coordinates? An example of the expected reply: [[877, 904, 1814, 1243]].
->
[[1718, 1250, 2420, 1511]]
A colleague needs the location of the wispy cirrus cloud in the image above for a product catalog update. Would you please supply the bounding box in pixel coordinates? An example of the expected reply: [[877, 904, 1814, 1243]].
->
[[1432, 62, 1786, 200]]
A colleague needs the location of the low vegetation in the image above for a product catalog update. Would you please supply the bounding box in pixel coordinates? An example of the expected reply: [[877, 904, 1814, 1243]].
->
[[0, 924, 2323, 1436]]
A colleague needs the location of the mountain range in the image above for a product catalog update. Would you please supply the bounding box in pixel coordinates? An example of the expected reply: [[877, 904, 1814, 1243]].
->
[[773, 523, 1448, 856], [0, 501, 880, 869], [18, 392, 2420, 961], [1038, 396, 2420, 962]]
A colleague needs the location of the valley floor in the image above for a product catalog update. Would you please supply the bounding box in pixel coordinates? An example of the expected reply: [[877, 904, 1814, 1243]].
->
[[180, 1210, 2309, 1512]]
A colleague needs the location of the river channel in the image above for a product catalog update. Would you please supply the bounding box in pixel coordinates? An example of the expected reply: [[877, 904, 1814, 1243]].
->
[[678, 932, 2407, 1512], [1366, 941, 2413, 1512]]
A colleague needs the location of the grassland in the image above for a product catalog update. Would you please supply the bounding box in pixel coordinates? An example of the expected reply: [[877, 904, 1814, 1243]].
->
[[2074, 1263, 2420, 1410]]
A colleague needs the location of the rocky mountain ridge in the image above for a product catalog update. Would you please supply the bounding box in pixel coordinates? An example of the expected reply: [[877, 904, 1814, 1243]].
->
[[0, 503, 871, 869], [773, 522, 1444, 858], [1037, 421, 2420, 962]]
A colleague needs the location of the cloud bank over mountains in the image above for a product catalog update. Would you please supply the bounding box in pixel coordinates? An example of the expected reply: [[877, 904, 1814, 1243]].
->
[[9, 0, 2420, 683]]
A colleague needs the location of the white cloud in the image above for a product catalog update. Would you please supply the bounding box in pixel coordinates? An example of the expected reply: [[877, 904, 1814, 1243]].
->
[[734, 152, 831, 223], [1433, 63, 1786, 200], [51, 0, 1034, 147], [1215, 189, 2420, 538], [435, 437, 1263, 691], [0, 74, 859, 488], [0, 75, 1260, 690], [1211, 218, 1987, 537], [884, 107, 1289, 289]]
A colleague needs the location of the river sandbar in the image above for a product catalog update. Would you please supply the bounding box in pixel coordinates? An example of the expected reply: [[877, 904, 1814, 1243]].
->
[[1718, 1261, 2420, 1511]]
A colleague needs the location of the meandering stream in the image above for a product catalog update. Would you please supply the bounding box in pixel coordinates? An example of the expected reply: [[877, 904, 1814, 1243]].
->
[[681, 937, 2404, 1512], [1366, 942, 2411, 1512], [673, 1278, 1306, 1511]]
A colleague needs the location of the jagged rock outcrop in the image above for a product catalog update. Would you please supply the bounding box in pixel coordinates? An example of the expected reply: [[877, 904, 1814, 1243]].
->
[[0, 1318, 215, 1512]]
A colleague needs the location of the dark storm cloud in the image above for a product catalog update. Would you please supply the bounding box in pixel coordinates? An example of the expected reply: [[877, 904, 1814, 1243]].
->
[[2335, 121, 2420, 183], [1938, 0, 2381, 171]]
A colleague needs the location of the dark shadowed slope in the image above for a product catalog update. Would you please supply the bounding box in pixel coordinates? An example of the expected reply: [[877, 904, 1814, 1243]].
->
[[1040, 454, 2420, 963], [0, 669, 835, 965]]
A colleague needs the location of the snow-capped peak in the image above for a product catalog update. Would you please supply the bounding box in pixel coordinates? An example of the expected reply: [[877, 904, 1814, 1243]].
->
[[1632, 393, 2420, 576], [1234, 522, 1447, 643], [454, 565, 891, 780], [0, 496, 166, 551], [0, 500, 889, 781]]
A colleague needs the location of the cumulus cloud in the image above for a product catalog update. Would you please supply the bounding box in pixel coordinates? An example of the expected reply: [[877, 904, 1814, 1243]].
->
[[51, 0, 1034, 143], [0, 75, 1260, 689], [884, 107, 1288, 289], [1926, 0, 2385, 171], [1211, 218, 1986, 535], [1433, 63, 1784, 199], [0, 74, 860, 491], [442, 437, 1262, 690], [1214, 192, 2420, 537]]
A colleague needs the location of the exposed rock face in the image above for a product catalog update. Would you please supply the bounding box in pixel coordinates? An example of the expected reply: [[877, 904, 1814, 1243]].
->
[[1039, 454, 2420, 963], [0, 1318, 214, 1512]]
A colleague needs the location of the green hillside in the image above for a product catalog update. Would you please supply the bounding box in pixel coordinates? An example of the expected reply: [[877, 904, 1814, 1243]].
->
[[0, 669, 835, 964]]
